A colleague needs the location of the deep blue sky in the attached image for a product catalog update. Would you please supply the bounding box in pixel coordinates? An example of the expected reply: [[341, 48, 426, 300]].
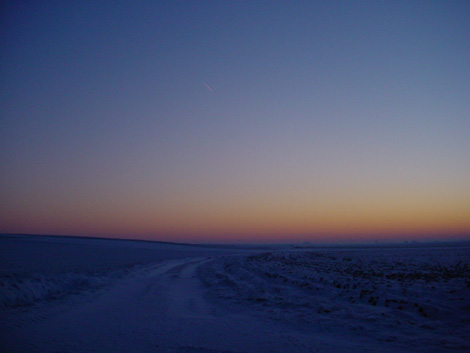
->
[[1, 1, 469, 242]]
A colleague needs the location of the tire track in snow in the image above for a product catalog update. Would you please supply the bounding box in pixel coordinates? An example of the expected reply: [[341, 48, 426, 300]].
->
[[2, 255, 317, 353]]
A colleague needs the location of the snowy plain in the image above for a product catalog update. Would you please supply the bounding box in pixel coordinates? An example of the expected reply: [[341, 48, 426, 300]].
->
[[1, 234, 469, 352]]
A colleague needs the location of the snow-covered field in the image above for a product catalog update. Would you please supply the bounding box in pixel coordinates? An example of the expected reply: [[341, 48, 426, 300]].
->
[[199, 246, 470, 352], [1, 235, 469, 352]]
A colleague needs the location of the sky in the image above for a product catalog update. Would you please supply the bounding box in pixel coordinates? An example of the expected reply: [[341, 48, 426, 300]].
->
[[1, 1, 469, 243]]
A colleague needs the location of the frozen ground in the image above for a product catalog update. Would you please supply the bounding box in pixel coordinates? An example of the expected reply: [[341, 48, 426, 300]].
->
[[1, 235, 469, 352]]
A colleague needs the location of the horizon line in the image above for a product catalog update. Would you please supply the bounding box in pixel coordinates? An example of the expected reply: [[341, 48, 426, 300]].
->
[[2, 232, 470, 247]]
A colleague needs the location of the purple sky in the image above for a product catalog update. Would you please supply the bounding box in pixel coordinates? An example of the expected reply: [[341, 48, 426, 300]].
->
[[1, 1, 469, 243]]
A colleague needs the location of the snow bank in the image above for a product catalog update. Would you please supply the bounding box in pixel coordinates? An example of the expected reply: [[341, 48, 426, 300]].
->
[[0, 271, 114, 307]]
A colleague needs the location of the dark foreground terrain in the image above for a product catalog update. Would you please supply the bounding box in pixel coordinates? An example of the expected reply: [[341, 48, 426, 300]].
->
[[1, 235, 469, 352]]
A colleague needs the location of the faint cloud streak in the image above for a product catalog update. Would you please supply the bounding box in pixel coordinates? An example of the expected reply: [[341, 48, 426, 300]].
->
[[203, 81, 214, 92]]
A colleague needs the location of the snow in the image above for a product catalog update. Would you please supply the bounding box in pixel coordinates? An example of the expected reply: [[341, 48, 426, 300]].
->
[[1, 235, 469, 352], [198, 246, 470, 352]]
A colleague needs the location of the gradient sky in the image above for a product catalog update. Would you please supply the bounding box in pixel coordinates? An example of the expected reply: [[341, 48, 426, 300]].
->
[[1, 1, 469, 243]]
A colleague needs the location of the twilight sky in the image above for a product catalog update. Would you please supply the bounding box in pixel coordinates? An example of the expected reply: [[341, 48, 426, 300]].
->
[[1, 1, 469, 243]]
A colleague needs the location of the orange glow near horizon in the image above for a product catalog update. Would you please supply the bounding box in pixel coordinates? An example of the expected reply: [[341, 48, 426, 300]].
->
[[1, 182, 469, 243]]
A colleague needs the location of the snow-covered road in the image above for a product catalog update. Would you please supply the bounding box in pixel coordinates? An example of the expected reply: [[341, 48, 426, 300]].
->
[[1, 256, 320, 353]]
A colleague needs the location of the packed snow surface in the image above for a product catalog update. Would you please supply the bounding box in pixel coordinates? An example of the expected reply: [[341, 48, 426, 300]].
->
[[1, 235, 469, 352]]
